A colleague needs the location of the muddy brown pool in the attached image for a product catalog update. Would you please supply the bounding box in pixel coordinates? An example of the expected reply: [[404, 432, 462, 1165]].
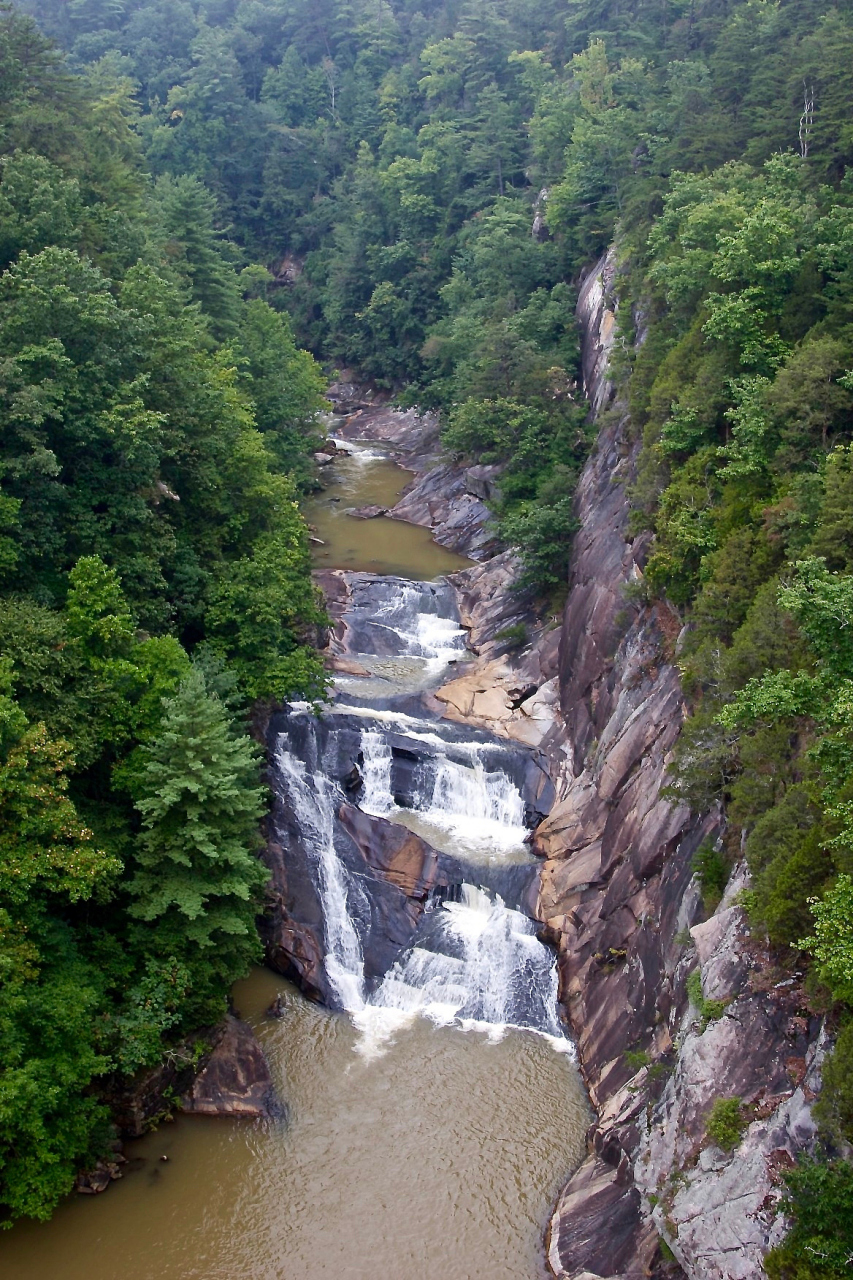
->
[[304, 443, 472, 577], [1, 972, 590, 1280]]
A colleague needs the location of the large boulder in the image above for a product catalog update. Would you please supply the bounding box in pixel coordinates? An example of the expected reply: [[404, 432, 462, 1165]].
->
[[181, 1015, 278, 1119]]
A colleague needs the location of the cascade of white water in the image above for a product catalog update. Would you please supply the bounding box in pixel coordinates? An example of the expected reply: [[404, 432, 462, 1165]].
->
[[373, 583, 467, 669], [427, 752, 526, 827], [275, 725, 569, 1056], [353, 884, 568, 1060], [274, 562, 570, 1061], [355, 722, 529, 860], [358, 730, 394, 816], [274, 744, 366, 1012]]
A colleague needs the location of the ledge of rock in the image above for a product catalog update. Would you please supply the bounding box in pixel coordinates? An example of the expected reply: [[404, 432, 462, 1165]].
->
[[350, 504, 387, 518], [547, 1154, 658, 1280], [180, 1015, 278, 1119]]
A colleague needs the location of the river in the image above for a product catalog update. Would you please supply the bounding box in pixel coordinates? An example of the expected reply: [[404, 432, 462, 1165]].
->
[[0, 436, 590, 1280]]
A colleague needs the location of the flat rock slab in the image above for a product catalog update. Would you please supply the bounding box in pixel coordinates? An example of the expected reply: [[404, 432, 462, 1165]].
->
[[181, 1015, 278, 1119], [349, 504, 387, 518]]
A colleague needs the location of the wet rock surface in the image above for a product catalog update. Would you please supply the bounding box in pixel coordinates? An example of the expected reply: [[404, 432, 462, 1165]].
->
[[180, 1015, 278, 1119], [75, 1153, 127, 1195], [262, 691, 553, 1007]]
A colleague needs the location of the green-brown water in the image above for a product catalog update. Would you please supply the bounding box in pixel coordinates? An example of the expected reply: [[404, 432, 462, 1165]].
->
[[0, 971, 589, 1280], [304, 442, 471, 578]]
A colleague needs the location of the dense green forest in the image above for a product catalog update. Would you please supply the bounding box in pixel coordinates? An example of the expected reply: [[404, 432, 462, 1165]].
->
[[1, 0, 853, 1265], [0, 0, 329, 1224]]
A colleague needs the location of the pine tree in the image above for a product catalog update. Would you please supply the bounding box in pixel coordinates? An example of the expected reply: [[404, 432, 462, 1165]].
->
[[126, 667, 268, 998]]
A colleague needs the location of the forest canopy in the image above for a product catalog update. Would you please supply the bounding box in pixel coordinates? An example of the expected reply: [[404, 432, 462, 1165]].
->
[[0, 0, 328, 1223]]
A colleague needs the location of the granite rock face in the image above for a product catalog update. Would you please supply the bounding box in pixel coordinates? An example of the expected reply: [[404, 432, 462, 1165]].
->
[[538, 252, 826, 1280], [390, 461, 499, 559]]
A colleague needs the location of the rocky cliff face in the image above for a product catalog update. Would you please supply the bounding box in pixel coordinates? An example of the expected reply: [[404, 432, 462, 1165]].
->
[[538, 253, 826, 1280]]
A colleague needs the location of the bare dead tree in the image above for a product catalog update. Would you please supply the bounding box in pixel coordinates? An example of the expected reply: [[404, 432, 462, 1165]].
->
[[322, 56, 338, 119], [800, 80, 815, 159]]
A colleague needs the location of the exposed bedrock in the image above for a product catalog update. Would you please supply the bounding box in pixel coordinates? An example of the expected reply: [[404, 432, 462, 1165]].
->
[[537, 253, 827, 1280], [180, 1015, 279, 1119], [106, 1015, 278, 1148], [261, 704, 548, 1005]]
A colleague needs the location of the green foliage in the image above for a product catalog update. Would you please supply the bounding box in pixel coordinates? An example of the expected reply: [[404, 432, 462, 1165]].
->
[[0, 930, 114, 1224], [693, 842, 731, 908], [493, 623, 528, 650], [0, 4, 330, 1225], [442, 396, 591, 594], [800, 877, 853, 1006], [112, 956, 192, 1076], [687, 969, 728, 1029], [705, 1097, 746, 1152], [126, 667, 268, 1017], [501, 498, 580, 593], [0, 679, 118, 1223], [814, 1021, 853, 1148], [764, 1157, 853, 1280], [237, 299, 327, 487], [5, 0, 853, 1235]]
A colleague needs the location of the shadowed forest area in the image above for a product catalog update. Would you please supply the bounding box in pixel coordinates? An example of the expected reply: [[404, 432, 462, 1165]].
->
[[1, 0, 852, 1269]]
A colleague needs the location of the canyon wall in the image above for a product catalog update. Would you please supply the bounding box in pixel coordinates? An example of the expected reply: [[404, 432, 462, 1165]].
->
[[299, 259, 827, 1279], [538, 254, 826, 1280]]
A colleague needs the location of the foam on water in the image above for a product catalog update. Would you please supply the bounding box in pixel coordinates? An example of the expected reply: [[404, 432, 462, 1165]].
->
[[358, 725, 529, 860], [274, 559, 569, 1063], [354, 886, 569, 1061]]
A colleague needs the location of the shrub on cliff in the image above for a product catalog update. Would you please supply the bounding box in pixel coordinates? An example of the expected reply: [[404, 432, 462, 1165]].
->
[[814, 1020, 853, 1149], [764, 1157, 853, 1280], [705, 1097, 746, 1151]]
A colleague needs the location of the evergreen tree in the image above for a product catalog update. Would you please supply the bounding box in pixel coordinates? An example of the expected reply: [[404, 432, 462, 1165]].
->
[[126, 667, 268, 1015]]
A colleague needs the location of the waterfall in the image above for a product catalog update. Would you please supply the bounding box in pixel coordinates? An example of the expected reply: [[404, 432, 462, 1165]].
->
[[331, 578, 468, 695], [358, 730, 394, 816], [274, 744, 366, 1012], [271, 570, 570, 1062], [357, 725, 529, 860], [353, 885, 568, 1060], [373, 581, 467, 667], [274, 720, 569, 1058], [422, 750, 526, 826]]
